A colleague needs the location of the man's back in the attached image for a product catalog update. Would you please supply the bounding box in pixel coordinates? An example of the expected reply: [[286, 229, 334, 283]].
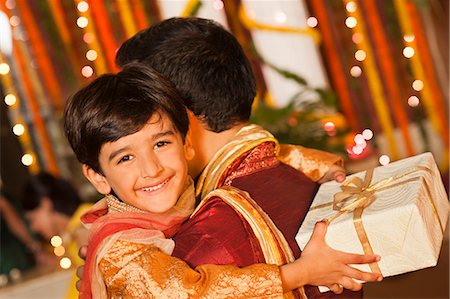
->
[[172, 131, 362, 298]]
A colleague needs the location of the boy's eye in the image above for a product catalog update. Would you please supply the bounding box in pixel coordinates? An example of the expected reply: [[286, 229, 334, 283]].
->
[[154, 141, 171, 149], [118, 155, 133, 164]]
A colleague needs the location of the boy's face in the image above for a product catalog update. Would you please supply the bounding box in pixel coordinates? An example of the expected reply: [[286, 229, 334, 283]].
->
[[84, 112, 193, 214]]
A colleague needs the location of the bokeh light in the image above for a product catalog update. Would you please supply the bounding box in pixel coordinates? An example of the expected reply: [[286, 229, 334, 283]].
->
[[4, 94, 16, 106], [12, 124, 25, 136], [50, 235, 63, 247], [407, 96, 420, 107], [306, 17, 318, 28], [345, 17, 357, 28], [412, 80, 424, 91], [379, 155, 390, 165], [403, 46, 415, 58], [21, 154, 33, 166], [60, 257, 72, 269], [350, 66, 362, 77]]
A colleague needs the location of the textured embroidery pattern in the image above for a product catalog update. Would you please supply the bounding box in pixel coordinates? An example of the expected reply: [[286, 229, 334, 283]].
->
[[100, 240, 284, 298], [224, 142, 279, 186]]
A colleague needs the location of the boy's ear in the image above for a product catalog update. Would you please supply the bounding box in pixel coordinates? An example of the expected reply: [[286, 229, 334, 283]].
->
[[183, 132, 195, 161], [82, 165, 111, 195]]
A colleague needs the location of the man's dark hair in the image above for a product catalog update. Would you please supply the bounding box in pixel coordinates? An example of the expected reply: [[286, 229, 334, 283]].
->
[[22, 172, 81, 216], [115, 17, 256, 133], [64, 63, 189, 174]]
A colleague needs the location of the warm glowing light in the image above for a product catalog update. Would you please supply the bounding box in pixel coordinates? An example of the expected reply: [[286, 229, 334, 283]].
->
[[352, 33, 363, 44], [362, 129, 373, 140], [12, 124, 24, 136], [54, 246, 66, 256], [324, 121, 335, 131], [81, 65, 94, 78], [403, 34, 415, 42], [77, 16, 88, 28], [4, 94, 16, 106], [77, 1, 89, 12], [83, 33, 95, 44], [350, 66, 362, 77], [407, 95, 420, 107], [379, 155, 390, 165], [306, 17, 318, 28], [50, 235, 63, 247], [354, 134, 365, 144], [60, 257, 72, 269], [412, 80, 424, 91], [355, 50, 366, 61], [5, 0, 16, 9], [346, 1, 357, 12], [9, 16, 20, 27], [345, 17, 357, 28], [212, 0, 224, 10], [352, 145, 363, 155], [0, 63, 10, 75], [274, 11, 287, 23], [86, 50, 98, 61], [21, 154, 33, 166], [403, 46, 415, 58]]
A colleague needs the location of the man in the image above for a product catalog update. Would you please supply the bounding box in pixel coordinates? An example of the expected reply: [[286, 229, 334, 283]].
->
[[78, 17, 380, 298]]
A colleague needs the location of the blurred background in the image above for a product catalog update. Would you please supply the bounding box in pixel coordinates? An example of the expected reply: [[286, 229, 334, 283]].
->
[[0, 0, 448, 298]]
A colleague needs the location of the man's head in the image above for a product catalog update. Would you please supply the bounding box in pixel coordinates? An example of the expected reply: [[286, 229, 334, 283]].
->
[[64, 64, 194, 213], [116, 17, 256, 133]]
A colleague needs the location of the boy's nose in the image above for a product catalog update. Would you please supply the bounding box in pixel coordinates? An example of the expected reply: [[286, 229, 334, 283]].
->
[[141, 155, 163, 178]]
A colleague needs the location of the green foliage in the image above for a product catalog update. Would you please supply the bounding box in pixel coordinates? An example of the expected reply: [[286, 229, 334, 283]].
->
[[250, 62, 348, 154]]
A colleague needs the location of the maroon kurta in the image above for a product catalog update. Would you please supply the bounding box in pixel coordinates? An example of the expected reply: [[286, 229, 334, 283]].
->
[[173, 139, 362, 299]]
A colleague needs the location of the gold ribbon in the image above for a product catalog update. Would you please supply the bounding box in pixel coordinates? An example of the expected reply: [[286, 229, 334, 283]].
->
[[311, 165, 445, 274]]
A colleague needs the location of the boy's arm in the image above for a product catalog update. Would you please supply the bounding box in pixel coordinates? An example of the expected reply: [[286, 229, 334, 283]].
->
[[278, 144, 345, 183], [99, 239, 284, 298]]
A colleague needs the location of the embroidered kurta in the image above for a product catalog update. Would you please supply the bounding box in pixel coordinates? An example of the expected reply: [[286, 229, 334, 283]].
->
[[172, 124, 362, 299], [80, 178, 283, 299]]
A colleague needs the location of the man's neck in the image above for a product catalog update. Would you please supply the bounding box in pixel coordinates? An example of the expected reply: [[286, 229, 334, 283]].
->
[[188, 119, 247, 178]]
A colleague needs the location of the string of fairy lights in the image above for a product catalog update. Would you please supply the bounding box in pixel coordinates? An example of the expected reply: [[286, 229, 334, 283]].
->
[[1, 1, 447, 172], [0, 1, 448, 272]]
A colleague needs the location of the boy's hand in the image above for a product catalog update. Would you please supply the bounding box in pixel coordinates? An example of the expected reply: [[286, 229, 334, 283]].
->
[[318, 165, 346, 184], [282, 221, 382, 293], [300, 221, 382, 292], [75, 245, 87, 292]]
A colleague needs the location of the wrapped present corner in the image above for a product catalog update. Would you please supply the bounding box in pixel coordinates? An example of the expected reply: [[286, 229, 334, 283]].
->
[[296, 152, 449, 280]]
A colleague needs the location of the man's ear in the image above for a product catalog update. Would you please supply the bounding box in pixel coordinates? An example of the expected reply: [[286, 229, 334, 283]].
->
[[82, 165, 111, 195], [184, 131, 195, 161]]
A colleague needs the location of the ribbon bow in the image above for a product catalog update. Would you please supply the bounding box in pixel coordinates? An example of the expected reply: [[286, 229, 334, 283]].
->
[[332, 168, 376, 214]]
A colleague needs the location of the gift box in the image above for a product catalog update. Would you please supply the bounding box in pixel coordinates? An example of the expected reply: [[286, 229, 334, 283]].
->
[[296, 152, 449, 281]]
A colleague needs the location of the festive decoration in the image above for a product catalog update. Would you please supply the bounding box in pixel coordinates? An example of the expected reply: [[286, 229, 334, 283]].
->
[[0, 0, 448, 181]]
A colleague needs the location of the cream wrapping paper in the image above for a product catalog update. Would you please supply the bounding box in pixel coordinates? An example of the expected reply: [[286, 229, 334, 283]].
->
[[296, 152, 449, 291]]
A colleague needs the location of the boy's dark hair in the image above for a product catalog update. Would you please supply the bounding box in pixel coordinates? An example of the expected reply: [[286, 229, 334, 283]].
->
[[115, 17, 256, 133], [22, 172, 81, 216], [64, 64, 189, 174]]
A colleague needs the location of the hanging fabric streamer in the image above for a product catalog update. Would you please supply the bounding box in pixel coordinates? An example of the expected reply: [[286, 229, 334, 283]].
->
[[130, 0, 149, 31], [308, 0, 359, 132], [362, 0, 414, 156], [47, 0, 83, 83], [238, 4, 321, 45], [12, 43, 59, 175], [14, 0, 63, 110], [393, 0, 448, 162], [88, 0, 118, 73], [0, 54, 39, 174], [180, 0, 201, 17], [406, 1, 449, 154], [117, 0, 138, 38], [344, 0, 399, 159]]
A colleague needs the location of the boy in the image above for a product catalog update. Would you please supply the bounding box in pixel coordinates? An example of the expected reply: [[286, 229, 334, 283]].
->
[[65, 64, 381, 298]]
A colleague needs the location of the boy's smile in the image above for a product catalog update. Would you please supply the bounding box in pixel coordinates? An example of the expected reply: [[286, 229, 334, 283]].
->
[[85, 112, 193, 214]]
